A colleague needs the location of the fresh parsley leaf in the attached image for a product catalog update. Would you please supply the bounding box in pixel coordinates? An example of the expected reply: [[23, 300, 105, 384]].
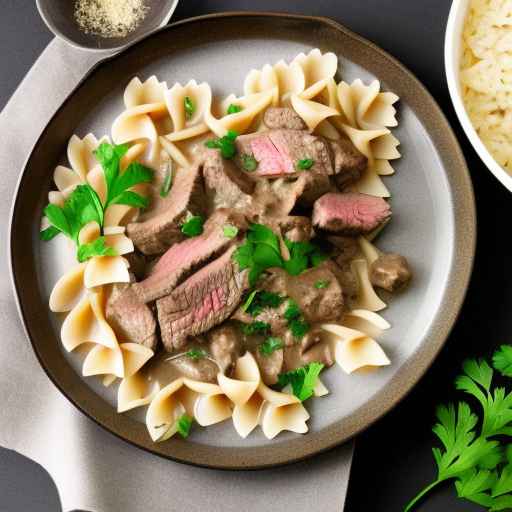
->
[[242, 321, 271, 336], [185, 348, 207, 360], [223, 224, 239, 239], [284, 239, 327, 276], [39, 225, 60, 241], [77, 236, 117, 262], [278, 362, 324, 401], [297, 158, 314, 170], [241, 154, 258, 172], [493, 345, 512, 378], [314, 280, 330, 289], [252, 244, 283, 268], [244, 290, 285, 317], [204, 129, 238, 159], [111, 190, 149, 209], [181, 216, 204, 237], [227, 103, 242, 115], [455, 468, 497, 508], [177, 413, 193, 438], [43, 204, 72, 238], [259, 337, 284, 356], [284, 299, 309, 339], [160, 163, 173, 198], [184, 96, 195, 119], [93, 142, 129, 188], [241, 289, 259, 312], [284, 299, 301, 321], [248, 224, 281, 253]]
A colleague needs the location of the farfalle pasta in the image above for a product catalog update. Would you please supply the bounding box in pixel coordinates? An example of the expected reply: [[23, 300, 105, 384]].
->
[[40, 48, 409, 445]]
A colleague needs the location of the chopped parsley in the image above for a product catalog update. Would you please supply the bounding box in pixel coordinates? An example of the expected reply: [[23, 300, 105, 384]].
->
[[259, 337, 284, 356], [278, 362, 324, 401], [204, 129, 238, 159], [242, 290, 285, 317], [185, 348, 207, 360], [284, 299, 310, 339], [176, 414, 193, 438], [227, 103, 242, 115], [283, 239, 327, 276], [184, 96, 195, 119], [41, 142, 153, 262], [297, 158, 314, 170], [223, 224, 239, 239], [77, 236, 116, 263], [242, 321, 271, 336], [159, 162, 173, 198], [492, 345, 512, 377], [241, 154, 258, 172], [314, 280, 330, 289], [181, 215, 204, 237]]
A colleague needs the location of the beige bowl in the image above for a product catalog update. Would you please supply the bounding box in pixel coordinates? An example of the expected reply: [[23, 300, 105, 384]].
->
[[445, 0, 512, 191]]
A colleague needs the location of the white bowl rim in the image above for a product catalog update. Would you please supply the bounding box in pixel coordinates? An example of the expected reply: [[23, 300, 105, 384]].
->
[[445, 0, 512, 191]]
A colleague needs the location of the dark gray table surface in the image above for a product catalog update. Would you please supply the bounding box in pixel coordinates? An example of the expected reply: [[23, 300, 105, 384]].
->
[[1, 1, 508, 511]]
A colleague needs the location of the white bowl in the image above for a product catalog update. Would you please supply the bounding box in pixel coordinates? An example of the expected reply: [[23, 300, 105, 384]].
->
[[445, 0, 512, 191]]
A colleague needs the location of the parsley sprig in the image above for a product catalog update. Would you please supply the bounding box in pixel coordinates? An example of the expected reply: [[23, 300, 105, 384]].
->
[[278, 362, 324, 401], [259, 337, 283, 356], [205, 129, 238, 159], [405, 349, 512, 511], [41, 142, 153, 262], [284, 299, 310, 339], [242, 290, 285, 317], [181, 215, 204, 237]]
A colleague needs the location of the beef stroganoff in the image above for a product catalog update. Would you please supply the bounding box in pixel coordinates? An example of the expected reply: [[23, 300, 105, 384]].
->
[[40, 49, 410, 442]]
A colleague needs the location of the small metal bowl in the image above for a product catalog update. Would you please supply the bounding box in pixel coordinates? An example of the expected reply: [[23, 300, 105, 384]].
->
[[36, 0, 180, 52]]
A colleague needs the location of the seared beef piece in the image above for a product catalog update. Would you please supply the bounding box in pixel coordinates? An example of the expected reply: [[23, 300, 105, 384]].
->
[[207, 323, 242, 374], [105, 282, 158, 351], [313, 192, 391, 234], [328, 235, 360, 265], [330, 138, 368, 189], [370, 253, 412, 292], [202, 150, 255, 211], [283, 327, 334, 371], [124, 251, 148, 281], [263, 107, 307, 131], [280, 216, 313, 243], [168, 355, 218, 383], [321, 259, 359, 308], [127, 164, 205, 255], [254, 347, 284, 385], [157, 247, 249, 351], [286, 266, 344, 323], [134, 209, 248, 303]]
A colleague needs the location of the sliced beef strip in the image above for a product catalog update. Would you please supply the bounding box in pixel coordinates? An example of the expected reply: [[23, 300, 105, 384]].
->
[[207, 323, 242, 374], [313, 192, 391, 235], [283, 327, 334, 371], [263, 107, 307, 131], [202, 149, 255, 211], [286, 266, 344, 323], [126, 164, 205, 255], [105, 282, 158, 351], [133, 209, 248, 303], [329, 138, 368, 189], [157, 247, 250, 351], [280, 216, 313, 243], [370, 253, 412, 292], [254, 347, 284, 385]]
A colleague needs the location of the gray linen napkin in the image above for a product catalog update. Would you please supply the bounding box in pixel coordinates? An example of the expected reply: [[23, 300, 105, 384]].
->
[[0, 37, 354, 512]]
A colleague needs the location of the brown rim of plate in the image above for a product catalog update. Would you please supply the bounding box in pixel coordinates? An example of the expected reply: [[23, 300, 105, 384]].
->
[[9, 12, 476, 470]]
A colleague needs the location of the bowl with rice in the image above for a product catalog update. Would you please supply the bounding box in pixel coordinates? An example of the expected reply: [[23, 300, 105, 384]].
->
[[446, 0, 512, 190]]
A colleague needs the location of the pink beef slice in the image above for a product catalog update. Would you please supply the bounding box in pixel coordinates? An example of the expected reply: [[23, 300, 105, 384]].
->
[[312, 192, 391, 234], [157, 247, 249, 351], [133, 208, 248, 303], [202, 149, 255, 210], [126, 164, 205, 255], [105, 282, 158, 351]]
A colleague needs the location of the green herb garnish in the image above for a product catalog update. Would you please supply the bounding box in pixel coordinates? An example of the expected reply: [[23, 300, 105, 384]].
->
[[184, 96, 195, 119], [283, 239, 327, 276], [405, 352, 512, 511], [241, 154, 258, 172], [314, 280, 330, 289], [177, 413, 193, 438], [259, 337, 284, 356], [243, 290, 285, 317], [77, 236, 117, 262], [242, 321, 271, 336], [227, 103, 242, 115], [204, 129, 238, 159], [185, 348, 207, 360], [297, 158, 314, 170], [223, 224, 239, 239], [181, 215, 204, 237], [278, 362, 324, 401], [159, 163, 173, 198], [493, 345, 512, 377], [284, 299, 310, 339]]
